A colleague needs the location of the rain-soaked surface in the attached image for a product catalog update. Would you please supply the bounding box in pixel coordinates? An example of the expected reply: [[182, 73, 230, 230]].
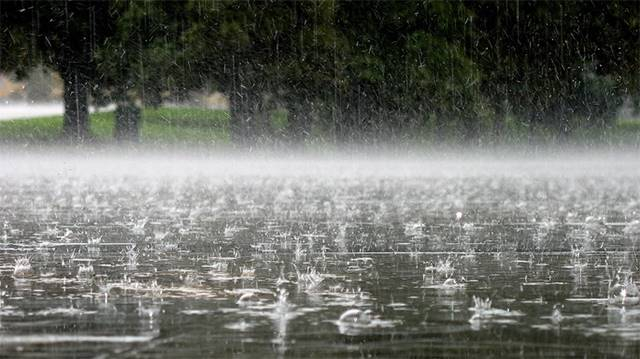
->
[[1, 154, 640, 358]]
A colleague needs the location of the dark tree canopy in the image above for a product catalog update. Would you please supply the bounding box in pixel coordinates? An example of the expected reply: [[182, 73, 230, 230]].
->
[[0, 0, 117, 141]]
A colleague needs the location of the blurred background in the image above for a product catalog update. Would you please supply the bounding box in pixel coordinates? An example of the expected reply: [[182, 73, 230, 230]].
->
[[1, 1, 640, 149]]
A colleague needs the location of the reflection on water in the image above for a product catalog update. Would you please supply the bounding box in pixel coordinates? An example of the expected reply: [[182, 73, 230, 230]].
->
[[1, 161, 640, 357]]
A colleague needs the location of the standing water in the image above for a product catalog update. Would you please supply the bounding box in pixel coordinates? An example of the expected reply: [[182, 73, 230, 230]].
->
[[1, 153, 640, 357]]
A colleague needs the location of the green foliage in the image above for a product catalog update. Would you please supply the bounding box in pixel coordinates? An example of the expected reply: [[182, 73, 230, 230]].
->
[[269, 110, 289, 133], [93, 1, 187, 106]]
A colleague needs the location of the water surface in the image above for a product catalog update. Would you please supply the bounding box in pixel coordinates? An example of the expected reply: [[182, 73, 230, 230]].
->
[[1, 155, 640, 357]]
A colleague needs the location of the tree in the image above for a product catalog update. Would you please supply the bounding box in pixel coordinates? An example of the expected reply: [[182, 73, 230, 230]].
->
[[182, 1, 480, 145], [322, 1, 481, 143], [94, 1, 189, 142], [183, 0, 302, 146], [0, 1, 116, 142], [468, 1, 640, 142]]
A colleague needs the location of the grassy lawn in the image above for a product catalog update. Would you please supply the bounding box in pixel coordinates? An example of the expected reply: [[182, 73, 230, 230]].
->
[[0, 106, 230, 146], [607, 119, 640, 145], [1, 105, 640, 147]]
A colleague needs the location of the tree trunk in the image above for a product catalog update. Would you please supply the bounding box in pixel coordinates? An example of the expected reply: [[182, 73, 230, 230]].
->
[[334, 102, 358, 144], [229, 91, 260, 147], [61, 66, 90, 141], [142, 86, 163, 108], [287, 101, 311, 146], [229, 92, 247, 146], [461, 111, 479, 145], [114, 100, 141, 142], [493, 98, 507, 145]]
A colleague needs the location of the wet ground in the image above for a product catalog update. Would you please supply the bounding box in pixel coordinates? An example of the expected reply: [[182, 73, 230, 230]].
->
[[1, 155, 640, 358]]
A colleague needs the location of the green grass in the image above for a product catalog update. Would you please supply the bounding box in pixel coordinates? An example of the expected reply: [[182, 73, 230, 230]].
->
[[0, 106, 230, 146], [608, 119, 640, 144], [1, 106, 640, 148], [0, 114, 66, 143], [141, 107, 229, 145]]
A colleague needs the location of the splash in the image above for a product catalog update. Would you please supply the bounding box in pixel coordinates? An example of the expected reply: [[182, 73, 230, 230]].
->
[[13, 257, 33, 278]]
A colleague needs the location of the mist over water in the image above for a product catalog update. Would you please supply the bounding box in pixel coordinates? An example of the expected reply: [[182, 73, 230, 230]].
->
[[2, 148, 640, 179]]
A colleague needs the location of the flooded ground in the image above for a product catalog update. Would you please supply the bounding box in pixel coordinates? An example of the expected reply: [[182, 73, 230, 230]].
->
[[1, 154, 640, 357]]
